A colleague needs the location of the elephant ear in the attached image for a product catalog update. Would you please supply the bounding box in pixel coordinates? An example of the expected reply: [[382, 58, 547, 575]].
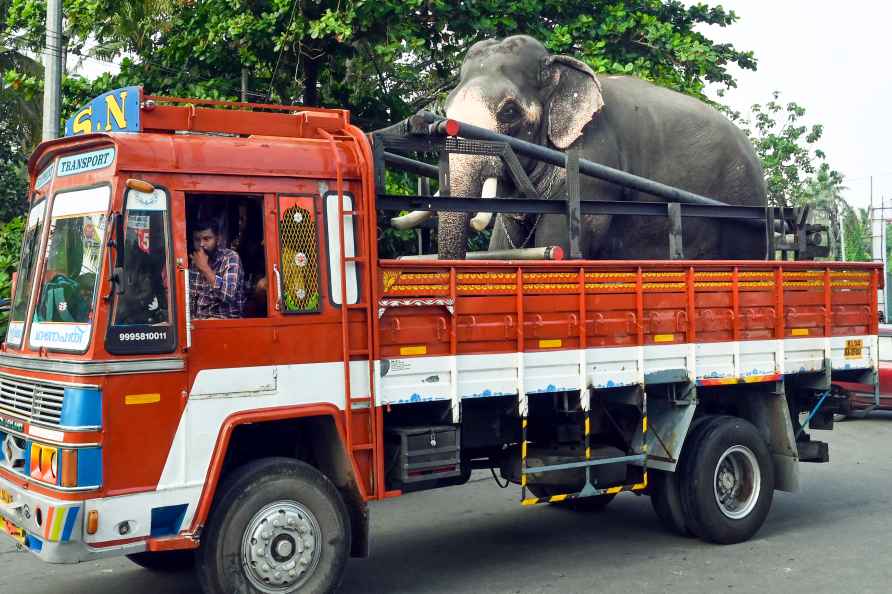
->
[[540, 55, 604, 149]]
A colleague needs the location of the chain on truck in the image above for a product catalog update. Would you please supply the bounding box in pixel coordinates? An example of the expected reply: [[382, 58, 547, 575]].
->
[[0, 87, 881, 593]]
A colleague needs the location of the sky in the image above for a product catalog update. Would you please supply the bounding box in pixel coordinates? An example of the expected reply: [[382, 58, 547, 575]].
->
[[702, 0, 892, 213]]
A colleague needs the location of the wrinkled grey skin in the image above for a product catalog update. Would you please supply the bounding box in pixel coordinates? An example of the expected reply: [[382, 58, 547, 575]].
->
[[438, 35, 766, 260]]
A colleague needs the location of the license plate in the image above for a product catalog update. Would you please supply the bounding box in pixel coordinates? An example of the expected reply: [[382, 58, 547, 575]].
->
[[0, 488, 12, 505], [845, 339, 864, 359], [2, 518, 25, 544]]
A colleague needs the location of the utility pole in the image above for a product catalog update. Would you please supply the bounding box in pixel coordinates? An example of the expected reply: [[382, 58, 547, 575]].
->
[[41, 0, 63, 141], [241, 68, 249, 102]]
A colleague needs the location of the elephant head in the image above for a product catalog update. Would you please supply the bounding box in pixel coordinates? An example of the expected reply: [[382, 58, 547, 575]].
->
[[435, 35, 604, 259]]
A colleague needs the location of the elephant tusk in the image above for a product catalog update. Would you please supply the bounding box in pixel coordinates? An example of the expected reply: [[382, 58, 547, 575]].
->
[[391, 210, 434, 230], [470, 177, 498, 232], [390, 190, 441, 230], [470, 212, 493, 231]]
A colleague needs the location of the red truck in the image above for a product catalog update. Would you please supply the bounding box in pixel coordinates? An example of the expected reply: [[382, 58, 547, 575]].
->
[[0, 88, 880, 594]]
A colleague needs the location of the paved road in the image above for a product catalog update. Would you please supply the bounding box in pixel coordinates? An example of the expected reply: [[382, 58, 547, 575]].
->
[[3, 413, 892, 594]]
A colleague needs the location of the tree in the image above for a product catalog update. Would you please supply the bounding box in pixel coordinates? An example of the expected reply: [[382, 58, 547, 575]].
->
[[802, 162, 847, 260], [723, 91, 835, 209], [723, 91, 853, 260], [5, 0, 757, 132], [842, 207, 870, 262], [4, 1, 760, 259]]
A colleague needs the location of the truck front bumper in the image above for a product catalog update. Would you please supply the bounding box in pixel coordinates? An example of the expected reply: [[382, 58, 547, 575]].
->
[[0, 473, 141, 563]]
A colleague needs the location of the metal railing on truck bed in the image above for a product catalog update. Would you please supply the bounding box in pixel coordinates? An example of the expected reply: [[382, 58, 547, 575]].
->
[[375, 260, 880, 401]]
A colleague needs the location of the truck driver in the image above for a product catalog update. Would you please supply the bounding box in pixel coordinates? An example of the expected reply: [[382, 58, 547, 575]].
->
[[189, 219, 245, 319]]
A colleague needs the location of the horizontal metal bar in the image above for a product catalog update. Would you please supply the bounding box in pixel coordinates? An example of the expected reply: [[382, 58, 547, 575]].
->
[[377, 194, 778, 221], [378, 194, 564, 215], [382, 152, 439, 178], [525, 453, 646, 475]]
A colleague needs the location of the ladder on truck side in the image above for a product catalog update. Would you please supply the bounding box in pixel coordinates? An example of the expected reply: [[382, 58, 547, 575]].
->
[[516, 267, 650, 506], [320, 130, 381, 499]]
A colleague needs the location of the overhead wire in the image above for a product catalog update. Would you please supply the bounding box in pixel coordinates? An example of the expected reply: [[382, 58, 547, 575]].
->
[[267, 0, 300, 101]]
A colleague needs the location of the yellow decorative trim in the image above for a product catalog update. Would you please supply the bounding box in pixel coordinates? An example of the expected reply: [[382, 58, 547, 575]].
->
[[382, 271, 401, 292], [538, 339, 562, 348]]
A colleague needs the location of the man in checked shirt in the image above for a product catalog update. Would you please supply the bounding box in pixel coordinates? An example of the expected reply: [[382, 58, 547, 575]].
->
[[189, 219, 245, 319]]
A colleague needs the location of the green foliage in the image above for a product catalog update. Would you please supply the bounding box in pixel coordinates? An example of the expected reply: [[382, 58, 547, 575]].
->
[[723, 91, 852, 261], [843, 207, 870, 262], [5, 0, 757, 132], [0, 215, 23, 335], [723, 91, 837, 209]]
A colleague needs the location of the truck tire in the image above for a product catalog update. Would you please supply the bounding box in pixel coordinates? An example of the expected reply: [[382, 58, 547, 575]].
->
[[196, 457, 351, 594], [678, 416, 775, 544], [649, 415, 720, 537], [528, 485, 616, 511], [127, 550, 195, 572], [649, 470, 690, 537]]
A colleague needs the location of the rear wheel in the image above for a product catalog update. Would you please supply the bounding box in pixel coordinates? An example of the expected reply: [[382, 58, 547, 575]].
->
[[649, 470, 691, 537], [679, 416, 774, 544], [649, 415, 720, 537], [127, 549, 195, 572], [196, 457, 350, 594]]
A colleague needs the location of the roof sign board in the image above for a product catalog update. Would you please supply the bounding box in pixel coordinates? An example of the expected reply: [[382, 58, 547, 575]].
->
[[56, 147, 116, 177], [64, 86, 142, 137]]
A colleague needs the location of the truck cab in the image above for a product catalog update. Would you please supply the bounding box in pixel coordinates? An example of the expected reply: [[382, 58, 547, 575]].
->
[[0, 90, 376, 568]]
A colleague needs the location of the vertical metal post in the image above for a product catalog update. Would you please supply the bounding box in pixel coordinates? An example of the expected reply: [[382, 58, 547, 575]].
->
[[241, 68, 249, 102], [438, 150, 451, 197], [766, 207, 776, 261], [42, 0, 63, 141], [668, 202, 684, 259], [372, 137, 386, 196], [566, 148, 582, 259]]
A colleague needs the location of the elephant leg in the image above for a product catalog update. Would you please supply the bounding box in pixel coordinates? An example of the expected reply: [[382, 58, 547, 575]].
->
[[533, 213, 612, 258]]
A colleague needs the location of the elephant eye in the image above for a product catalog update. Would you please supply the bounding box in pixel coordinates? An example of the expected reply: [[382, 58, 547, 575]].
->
[[497, 101, 522, 124]]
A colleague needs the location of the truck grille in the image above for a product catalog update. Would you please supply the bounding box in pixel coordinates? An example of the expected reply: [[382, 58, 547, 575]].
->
[[0, 374, 65, 427]]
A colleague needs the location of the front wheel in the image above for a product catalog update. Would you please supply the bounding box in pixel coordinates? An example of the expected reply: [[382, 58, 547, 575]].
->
[[196, 457, 350, 594], [679, 416, 774, 544]]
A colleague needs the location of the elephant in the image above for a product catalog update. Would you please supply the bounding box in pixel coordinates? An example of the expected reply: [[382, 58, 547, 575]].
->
[[402, 35, 767, 261]]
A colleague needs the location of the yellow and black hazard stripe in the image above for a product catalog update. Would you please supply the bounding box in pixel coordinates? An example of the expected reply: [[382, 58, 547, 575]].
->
[[520, 475, 650, 506]]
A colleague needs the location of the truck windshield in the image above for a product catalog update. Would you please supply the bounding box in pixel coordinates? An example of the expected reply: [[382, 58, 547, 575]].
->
[[6, 199, 47, 346], [28, 185, 110, 352]]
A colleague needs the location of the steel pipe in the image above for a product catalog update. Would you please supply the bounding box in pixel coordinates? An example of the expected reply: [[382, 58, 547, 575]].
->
[[400, 246, 564, 261]]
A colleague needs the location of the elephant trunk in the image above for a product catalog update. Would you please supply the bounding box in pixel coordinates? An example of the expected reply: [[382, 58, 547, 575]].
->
[[437, 170, 499, 259], [437, 211, 469, 260]]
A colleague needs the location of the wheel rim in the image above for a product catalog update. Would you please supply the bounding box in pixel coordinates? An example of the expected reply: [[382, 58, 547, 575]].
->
[[713, 445, 761, 520], [241, 500, 322, 593]]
